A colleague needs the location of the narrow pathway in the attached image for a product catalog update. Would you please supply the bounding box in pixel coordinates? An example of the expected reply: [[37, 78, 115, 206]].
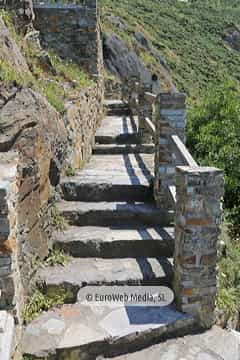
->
[[23, 100, 194, 359]]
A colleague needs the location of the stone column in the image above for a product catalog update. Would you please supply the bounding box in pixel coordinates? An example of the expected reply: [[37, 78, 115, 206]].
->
[[174, 166, 224, 328], [154, 93, 186, 208]]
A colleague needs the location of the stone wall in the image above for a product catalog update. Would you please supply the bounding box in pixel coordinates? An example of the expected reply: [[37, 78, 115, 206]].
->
[[33, 1, 101, 75], [0, 80, 104, 304], [0, 7, 104, 356], [65, 80, 104, 169]]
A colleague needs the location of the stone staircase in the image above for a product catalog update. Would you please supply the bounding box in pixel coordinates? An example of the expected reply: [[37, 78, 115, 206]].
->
[[23, 100, 195, 359]]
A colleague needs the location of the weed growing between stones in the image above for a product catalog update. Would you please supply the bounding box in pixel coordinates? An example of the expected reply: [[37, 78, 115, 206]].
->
[[44, 249, 70, 267], [23, 287, 71, 324], [65, 164, 76, 177], [50, 205, 68, 231]]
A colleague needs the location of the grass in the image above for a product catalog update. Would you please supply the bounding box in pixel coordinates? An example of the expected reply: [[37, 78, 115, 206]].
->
[[0, 9, 12, 27], [0, 59, 34, 87], [100, 0, 240, 99], [0, 10, 93, 113]]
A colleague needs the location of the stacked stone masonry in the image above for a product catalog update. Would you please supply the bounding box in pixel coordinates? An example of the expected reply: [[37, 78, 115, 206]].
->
[[174, 166, 224, 328], [0, 2, 104, 357], [154, 93, 186, 208], [125, 84, 224, 329], [33, 0, 101, 75]]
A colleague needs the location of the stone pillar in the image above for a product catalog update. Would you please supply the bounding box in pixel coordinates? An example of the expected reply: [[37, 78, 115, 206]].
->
[[137, 84, 152, 143], [154, 93, 186, 208], [174, 166, 224, 328]]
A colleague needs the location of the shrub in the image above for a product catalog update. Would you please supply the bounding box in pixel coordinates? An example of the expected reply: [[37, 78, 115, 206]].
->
[[187, 80, 240, 237]]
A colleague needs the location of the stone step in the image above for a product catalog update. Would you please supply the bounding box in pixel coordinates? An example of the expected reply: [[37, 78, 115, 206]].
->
[[53, 225, 174, 258], [61, 180, 152, 202], [57, 201, 174, 227], [93, 144, 155, 155], [95, 115, 140, 144], [60, 150, 155, 203], [37, 257, 173, 301], [23, 303, 194, 359], [61, 154, 154, 202], [102, 326, 239, 360], [95, 132, 140, 145], [107, 108, 131, 116], [104, 99, 130, 116], [104, 99, 128, 109]]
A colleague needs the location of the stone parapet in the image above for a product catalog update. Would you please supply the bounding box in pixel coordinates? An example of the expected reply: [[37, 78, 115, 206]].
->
[[173, 166, 224, 328]]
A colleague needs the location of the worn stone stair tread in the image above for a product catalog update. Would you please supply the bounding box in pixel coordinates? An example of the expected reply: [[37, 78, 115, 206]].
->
[[38, 257, 173, 293], [95, 115, 140, 144], [53, 225, 174, 258], [23, 303, 194, 358], [61, 153, 154, 201], [62, 154, 154, 184], [104, 100, 130, 115], [102, 326, 240, 360], [104, 100, 127, 108], [57, 201, 174, 226], [93, 144, 155, 155]]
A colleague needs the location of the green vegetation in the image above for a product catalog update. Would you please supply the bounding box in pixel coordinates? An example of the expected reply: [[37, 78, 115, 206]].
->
[[0, 11, 93, 113], [101, 0, 240, 98], [23, 287, 71, 323], [187, 81, 240, 326], [0, 9, 12, 27], [187, 81, 240, 236], [0, 59, 34, 87], [44, 249, 70, 267], [50, 205, 68, 231], [23, 249, 71, 323], [65, 164, 76, 177]]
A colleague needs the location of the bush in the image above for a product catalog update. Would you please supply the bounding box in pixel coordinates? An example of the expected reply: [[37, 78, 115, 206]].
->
[[187, 80, 240, 237]]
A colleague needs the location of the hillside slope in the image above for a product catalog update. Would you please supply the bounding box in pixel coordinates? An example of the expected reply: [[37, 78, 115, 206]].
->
[[101, 0, 240, 98]]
